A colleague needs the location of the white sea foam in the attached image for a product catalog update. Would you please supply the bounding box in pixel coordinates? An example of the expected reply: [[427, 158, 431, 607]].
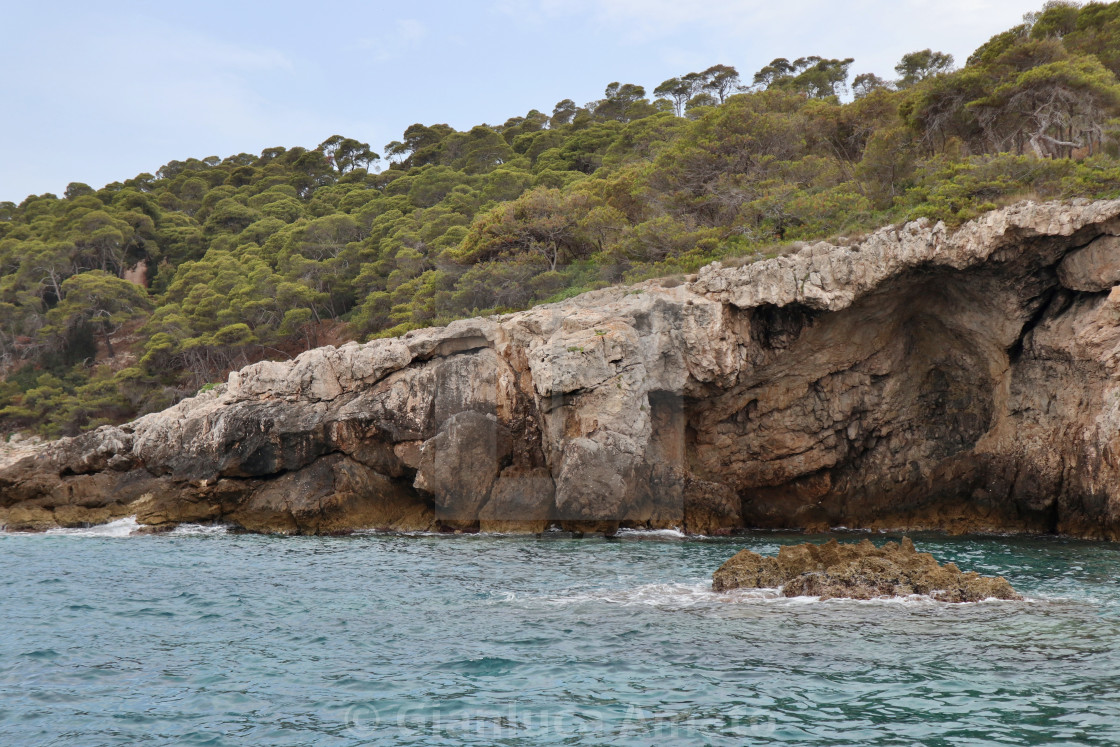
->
[[528, 581, 781, 610], [43, 516, 140, 537], [614, 527, 689, 540], [739, 590, 1035, 607], [519, 581, 1034, 611], [169, 523, 230, 536], [14, 517, 230, 538]]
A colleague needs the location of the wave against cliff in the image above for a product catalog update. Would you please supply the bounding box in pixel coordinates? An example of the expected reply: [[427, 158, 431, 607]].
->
[[4, 199, 1120, 538]]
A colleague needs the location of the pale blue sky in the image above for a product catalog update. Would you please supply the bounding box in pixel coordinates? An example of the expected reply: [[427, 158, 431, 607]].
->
[[1, 0, 1043, 202]]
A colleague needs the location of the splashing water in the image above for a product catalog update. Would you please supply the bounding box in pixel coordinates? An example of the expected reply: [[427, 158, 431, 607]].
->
[[43, 516, 140, 537]]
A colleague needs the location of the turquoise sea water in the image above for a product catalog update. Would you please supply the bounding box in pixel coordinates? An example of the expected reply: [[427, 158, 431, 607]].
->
[[1, 523, 1119, 746]]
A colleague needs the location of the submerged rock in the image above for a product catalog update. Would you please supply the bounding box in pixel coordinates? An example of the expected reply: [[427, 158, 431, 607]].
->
[[130, 523, 177, 536], [712, 538, 1021, 602]]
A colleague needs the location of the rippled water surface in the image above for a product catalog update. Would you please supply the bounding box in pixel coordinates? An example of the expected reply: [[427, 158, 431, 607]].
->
[[2, 524, 1119, 746]]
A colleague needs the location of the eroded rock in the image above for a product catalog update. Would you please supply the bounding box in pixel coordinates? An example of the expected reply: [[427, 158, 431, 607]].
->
[[1058, 234, 1120, 292], [4, 200, 1120, 537], [712, 537, 1021, 602]]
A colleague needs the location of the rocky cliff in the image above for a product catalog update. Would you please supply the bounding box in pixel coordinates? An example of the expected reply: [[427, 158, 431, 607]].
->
[[5, 199, 1120, 538]]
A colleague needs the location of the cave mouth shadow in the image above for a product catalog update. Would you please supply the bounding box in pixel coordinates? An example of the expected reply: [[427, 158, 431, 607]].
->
[[686, 267, 1044, 530]]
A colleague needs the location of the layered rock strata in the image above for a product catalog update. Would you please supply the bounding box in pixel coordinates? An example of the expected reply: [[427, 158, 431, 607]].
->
[[712, 538, 1021, 602], [4, 200, 1120, 537]]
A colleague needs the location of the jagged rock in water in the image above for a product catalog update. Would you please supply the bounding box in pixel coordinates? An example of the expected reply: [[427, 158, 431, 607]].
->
[[5, 199, 1120, 537], [712, 537, 1021, 602]]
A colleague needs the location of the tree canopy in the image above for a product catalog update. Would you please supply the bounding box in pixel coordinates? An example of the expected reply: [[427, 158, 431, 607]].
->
[[5, 1, 1120, 437]]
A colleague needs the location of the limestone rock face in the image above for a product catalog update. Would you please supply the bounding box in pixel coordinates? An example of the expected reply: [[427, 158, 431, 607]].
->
[[5, 199, 1120, 537], [712, 538, 1021, 602], [1058, 234, 1120, 291], [0, 435, 43, 471]]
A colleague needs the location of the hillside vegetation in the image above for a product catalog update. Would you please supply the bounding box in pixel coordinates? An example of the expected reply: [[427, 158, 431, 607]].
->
[[4, 1, 1120, 437]]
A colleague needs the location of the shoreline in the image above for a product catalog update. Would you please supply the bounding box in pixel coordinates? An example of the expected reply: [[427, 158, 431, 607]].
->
[[6, 201, 1120, 541], [5, 514, 1119, 545]]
